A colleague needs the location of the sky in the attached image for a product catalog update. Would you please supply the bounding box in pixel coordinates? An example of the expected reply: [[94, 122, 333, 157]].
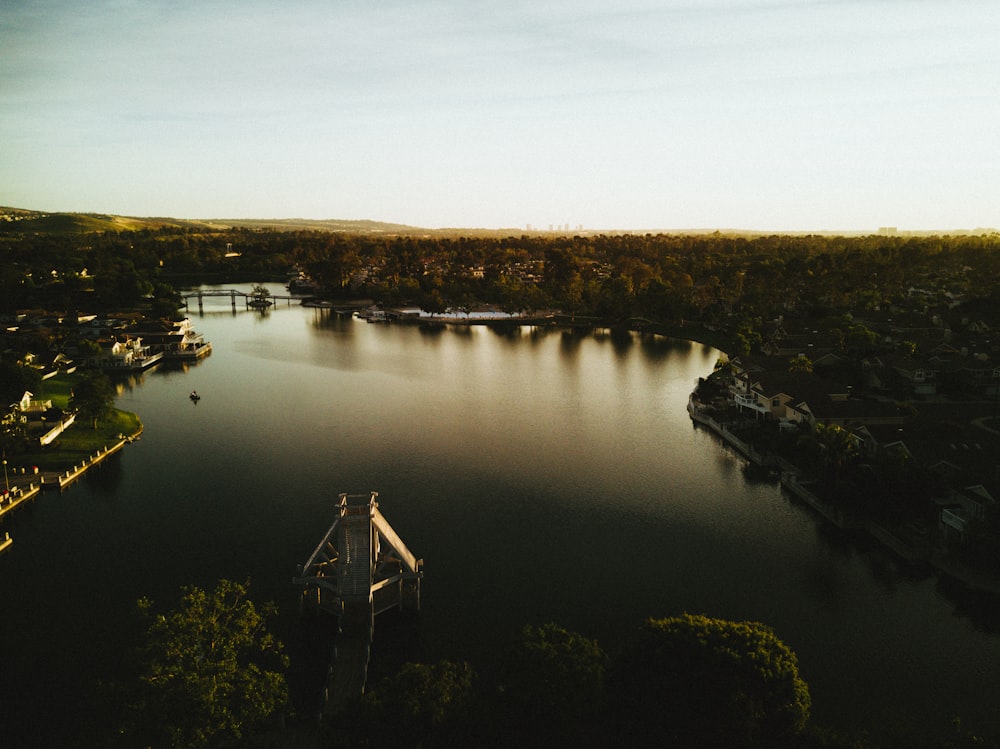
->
[[2, 0, 999, 232]]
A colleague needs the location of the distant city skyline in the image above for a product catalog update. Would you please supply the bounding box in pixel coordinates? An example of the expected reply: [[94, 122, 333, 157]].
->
[[3, 1, 999, 232]]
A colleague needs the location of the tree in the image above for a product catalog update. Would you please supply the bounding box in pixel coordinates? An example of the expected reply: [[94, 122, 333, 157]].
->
[[501, 622, 607, 722], [813, 422, 858, 481], [70, 371, 116, 429], [150, 282, 184, 320], [613, 613, 811, 748], [788, 353, 814, 373], [0, 360, 42, 406], [128, 578, 288, 748], [357, 660, 476, 746]]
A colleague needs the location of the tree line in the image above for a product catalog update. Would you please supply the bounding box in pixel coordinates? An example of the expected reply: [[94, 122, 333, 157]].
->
[[4, 229, 1000, 337], [108, 578, 991, 749]]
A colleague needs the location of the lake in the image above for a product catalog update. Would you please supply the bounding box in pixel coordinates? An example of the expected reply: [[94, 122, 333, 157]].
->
[[1, 283, 998, 745]]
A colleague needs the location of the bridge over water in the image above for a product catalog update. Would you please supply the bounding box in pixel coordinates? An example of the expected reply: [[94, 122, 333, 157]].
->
[[181, 288, 300, 312], [293, 492, 423, 716]]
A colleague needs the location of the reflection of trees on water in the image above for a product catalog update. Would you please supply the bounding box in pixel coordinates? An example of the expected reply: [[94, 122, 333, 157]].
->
[[638, 333, 693, 363], [937, 575, 1000, 635], [309, 309, 352, 333]]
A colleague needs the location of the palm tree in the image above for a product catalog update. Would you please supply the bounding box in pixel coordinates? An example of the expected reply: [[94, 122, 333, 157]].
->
[[814, 422, 858, 479]]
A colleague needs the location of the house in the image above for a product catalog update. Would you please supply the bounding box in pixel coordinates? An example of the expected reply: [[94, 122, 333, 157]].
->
[[87, 336, 163, 370], [31, 351, 76, 379], [728, 360, 905, 432], [760, 333, 839, 359], [129, 318, 211, 359], [787, 397, 905, 431], [10, 391, 75, 447], [939, 485, 996, 541], [386, 307, 423, 321], [732, 369, 849, 424], [892, 356, 940, 395], [16, 391, 51, 415]]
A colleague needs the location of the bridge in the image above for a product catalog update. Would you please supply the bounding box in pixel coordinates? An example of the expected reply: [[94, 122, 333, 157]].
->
[[180, 288, 300, 312], [293, 492, 423, 716]]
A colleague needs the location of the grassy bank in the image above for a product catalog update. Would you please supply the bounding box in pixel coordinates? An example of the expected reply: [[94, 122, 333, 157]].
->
[[6, 373, 143, 473], [28, 408, 142, 471]]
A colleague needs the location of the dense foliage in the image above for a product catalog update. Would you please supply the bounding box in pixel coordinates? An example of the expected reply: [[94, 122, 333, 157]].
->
[[4, 227, 1000, 335], [500, 622, 607, 723], [68, 370, 115, 429], [338, 614, 991, 748], [355, 660, 477, 747], [127, 579, 288, 748], [612, 613, 811, 748]]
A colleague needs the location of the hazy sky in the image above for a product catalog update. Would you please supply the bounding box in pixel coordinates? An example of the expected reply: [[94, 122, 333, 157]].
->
[[3, 0, 998, 231]]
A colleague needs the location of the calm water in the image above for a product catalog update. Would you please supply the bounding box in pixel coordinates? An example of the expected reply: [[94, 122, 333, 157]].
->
[[1, 283, 999, 745]]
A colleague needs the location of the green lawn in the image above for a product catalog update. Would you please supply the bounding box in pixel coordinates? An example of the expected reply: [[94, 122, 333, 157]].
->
[[6, 373, 143, 472], [36, 372, 78, 409]]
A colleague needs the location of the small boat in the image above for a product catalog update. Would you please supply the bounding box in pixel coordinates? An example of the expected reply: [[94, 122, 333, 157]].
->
[[189, 391, 201, 402]]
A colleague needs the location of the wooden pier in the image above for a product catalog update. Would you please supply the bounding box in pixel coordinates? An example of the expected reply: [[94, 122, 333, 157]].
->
[[293, 492, 423, 717], [0, 481, 42, 520], [39, 437, 130, 491], [181, 289, 301, 313]]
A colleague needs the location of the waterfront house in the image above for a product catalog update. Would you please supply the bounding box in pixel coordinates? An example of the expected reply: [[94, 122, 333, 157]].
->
[[939, 485, 996, 542], [87, 336, 162, 370], [786, 397, 905, 431], [732, 367, 850, 423], [129, 318, 211, 359]]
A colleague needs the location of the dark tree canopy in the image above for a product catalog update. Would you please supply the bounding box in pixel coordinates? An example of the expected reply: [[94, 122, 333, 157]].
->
[[613, 613, 811, 748], [69, 371, 115, 429], [357, 660, 476, 747], [0, 360, 41, 408], [501, 622, 607, 721], [129, 578, 289, 748]]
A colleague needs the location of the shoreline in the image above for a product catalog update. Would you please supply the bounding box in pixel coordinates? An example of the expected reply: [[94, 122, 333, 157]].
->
[[687, 394, 1000, 596], [378, 309, 737, 351], [3, 413, 143, 496]]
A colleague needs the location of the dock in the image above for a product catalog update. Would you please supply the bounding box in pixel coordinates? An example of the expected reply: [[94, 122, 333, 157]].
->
[[40, 437, 130, 491], [0, 481, 42, 520], [293, 492, 423, 718], [181, 289, 302, 313]]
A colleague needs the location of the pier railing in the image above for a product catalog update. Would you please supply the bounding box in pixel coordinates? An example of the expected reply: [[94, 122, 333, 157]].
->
[[294, 491, 423, 717]]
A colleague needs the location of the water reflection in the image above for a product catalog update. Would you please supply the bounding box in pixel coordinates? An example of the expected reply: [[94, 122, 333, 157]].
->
[[938, 576, 1000, 634], [81, 454, 124, 496], [2, 300, 1000, 744]]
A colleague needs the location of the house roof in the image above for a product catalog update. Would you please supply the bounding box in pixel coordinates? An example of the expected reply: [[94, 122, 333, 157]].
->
[[749, 372, 850, 403]]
